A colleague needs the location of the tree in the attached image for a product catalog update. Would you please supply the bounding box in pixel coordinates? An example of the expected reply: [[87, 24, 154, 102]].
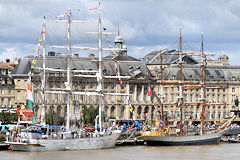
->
[[0, 110, 18, 124], [46, 111, 65, 126], [82, 106, 106, 126]]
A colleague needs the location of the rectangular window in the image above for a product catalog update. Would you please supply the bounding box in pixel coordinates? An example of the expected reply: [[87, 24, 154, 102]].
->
[[74, 94, 78, 101], [24, 80, 27, 86], [111, 83, 115, 89], [111, 95, 114, 103], [8, 89, 11, 94], [82, 95, 86, 102], [8, 98, 11, 107], [190, 94, 193, 102], [49, 81, 53, 88], [129, 95, 132, 102], [34, 92, 38, 103], [89, 83, 93, 89], [57, 93, 61, 103], [232, 88, 235, 92], [49, 93, 53, 103], [223, 95, 226, 102], [104, 83, 107, 89], [136, 93, 140, 102], [143, 94, 147, 102], [1, 88, 4, 95], [232, 95, 236, 102], [121, 95, 124, 102], [82, 83, 86, 89], [1, 98, 4, 107], [164, 94, 168, 102], [57, 81, 61, 88], [17, 91, 21, 100], [89, 95, 93, 103], [73, 81, 78, 88], [104, 95, 107, 102], [212, 94, 215, 102], [171, 94, 174, 102]]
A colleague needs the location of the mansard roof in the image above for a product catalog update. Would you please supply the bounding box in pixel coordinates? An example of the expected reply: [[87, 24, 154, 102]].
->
[[142, 49, 198, 65], [162, 64, 240, 81], [11, 55, 151, 77]]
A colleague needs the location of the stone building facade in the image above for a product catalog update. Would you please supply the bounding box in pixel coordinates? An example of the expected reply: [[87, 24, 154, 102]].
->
[[8, 35, 240, 125], [0, 59, 17, 112]]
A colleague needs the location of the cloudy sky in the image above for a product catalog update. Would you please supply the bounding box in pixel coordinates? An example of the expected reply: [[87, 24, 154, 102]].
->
[[1, 0, 240, 65]]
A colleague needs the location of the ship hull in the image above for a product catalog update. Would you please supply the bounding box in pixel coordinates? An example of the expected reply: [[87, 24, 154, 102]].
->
[[8, 131, 121, 151], [143, 132, 222, 146]]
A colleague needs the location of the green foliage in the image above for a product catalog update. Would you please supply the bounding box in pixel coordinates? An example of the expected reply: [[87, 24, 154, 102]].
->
[[46, 111, 65, 126], [108, 115, 116, 120], [0, 110, 18, 124], [82, 105, 105, 126]]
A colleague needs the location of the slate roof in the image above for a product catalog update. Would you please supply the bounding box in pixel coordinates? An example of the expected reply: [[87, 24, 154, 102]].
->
[[142, 49, 198, 65], [163, 64, 240, 81], [11, 55, 151, 77]]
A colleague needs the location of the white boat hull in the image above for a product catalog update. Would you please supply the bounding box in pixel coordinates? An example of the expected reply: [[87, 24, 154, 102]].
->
[[8, 131, 121, 151]]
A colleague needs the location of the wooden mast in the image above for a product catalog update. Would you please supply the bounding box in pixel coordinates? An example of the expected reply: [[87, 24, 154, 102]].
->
[[160, 50, 164, 130], [200, 32, 206, 135], [179, 28, 184, 134]]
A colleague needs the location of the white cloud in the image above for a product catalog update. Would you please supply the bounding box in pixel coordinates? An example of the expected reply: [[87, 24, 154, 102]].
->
[[0, 0, 240, 65], [0, 48, 17, 62]]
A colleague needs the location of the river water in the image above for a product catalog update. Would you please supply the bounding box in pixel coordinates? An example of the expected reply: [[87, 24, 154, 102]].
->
[[1, 143, 240, 160]]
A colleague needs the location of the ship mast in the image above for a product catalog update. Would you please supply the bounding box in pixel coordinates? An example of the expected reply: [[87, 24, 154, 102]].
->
[[200, 32, 206, 135], [41, 16, 46, 126], [65, 4, 72, 131], [97, 8, 103, 132], [179, 28, 184, 134], [160, 51, 164, 129]]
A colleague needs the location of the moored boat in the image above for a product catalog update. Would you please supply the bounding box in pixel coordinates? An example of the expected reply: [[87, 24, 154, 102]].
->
[[6, 3, 123, 151], [142, 131, 222, 146]]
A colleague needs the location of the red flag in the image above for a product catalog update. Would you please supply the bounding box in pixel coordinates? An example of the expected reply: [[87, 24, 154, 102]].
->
[[41, 30, 45, 35], [148, 86, 152, 96]]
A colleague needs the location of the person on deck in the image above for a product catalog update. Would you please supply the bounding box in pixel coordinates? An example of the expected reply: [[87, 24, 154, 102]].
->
[[133, 121, 141, 131], [122, 123, 127, 132]]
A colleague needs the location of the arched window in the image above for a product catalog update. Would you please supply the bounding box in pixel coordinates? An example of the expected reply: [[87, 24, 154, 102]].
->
[[121, 106, 125, 118], [137, 106, 142, 119], [64, 106, 67, 117], [104, 106, 108, 117], [50, 105, 54, 113], [144, 106, 149, 120], [111, 106, 115, 116], [57, 105, 61, 114], [35, 105, 39, 115]]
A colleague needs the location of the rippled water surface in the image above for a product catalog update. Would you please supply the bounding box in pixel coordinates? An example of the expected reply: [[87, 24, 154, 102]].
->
[[1, 143, 240, 160]]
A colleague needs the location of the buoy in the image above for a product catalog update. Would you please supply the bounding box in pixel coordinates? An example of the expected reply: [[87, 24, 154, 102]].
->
[[8, 146, 11, 150], [13, 139, 17, 142]]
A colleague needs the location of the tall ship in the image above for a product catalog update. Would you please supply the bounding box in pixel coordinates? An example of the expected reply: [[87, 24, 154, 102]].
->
[[6, 3, 123, 151], [142, 29, 233, 145]]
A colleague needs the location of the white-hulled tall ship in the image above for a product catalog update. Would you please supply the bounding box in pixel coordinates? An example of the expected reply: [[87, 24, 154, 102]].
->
[[6, 3, 124, 151]]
